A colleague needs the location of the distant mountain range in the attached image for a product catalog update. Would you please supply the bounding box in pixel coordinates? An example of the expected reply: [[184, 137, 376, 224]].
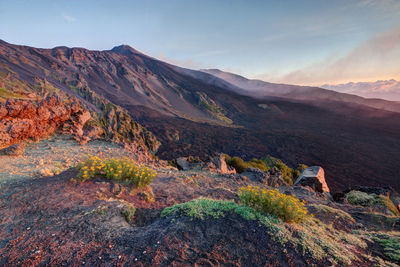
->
[[1, 40, 400, 192], [196, 69, 400, 113], [321, 80, 400, 102]]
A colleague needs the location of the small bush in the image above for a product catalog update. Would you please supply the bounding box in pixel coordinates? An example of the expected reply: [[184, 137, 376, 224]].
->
[[76, 156, 105, 181], [247, 158, 270, 172], [121, 204, 136, 223], [346, 190, 400, 216], [227, 156, 248, 173], [239, 185, 308, 223], [372, 234, 400, 262], [77, 155, 157, 188], [161, 198, 279, 226], [225, 156, 269, 173]]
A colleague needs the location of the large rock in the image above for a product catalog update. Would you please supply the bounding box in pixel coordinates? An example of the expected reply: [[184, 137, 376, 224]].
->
[[206, 153, 236, 174], [294, 166, 330, 193], [176, 157, 191, 171], [0, 95, 92, 149]]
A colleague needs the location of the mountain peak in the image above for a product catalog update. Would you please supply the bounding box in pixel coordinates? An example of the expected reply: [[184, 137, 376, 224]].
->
[[111, 44, 141, 55]]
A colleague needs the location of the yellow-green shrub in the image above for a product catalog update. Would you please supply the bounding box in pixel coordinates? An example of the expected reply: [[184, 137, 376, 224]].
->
[[77, 155, 156, 188], [239, 185, 308, 223], [76, 155, 105, 181]]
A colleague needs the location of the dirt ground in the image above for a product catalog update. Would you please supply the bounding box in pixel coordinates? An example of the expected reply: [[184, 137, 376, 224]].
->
[[0, 135, 137, 184]]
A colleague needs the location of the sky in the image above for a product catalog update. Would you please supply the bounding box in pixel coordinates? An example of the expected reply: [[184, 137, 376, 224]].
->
[[0, 0, 399, 86]]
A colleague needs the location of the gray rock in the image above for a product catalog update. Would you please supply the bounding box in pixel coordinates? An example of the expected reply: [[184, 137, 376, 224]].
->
[[176, 157, 191, 171], [294, 166, 330, 193]]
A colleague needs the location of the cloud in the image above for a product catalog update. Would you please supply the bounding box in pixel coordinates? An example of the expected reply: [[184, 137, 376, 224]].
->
[[256, 25, 400, 85], [62, 14, 76, 23], [357, 0, 400, 10]]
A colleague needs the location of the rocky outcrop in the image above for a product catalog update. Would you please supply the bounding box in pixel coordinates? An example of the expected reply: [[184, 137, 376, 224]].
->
[[294, 166, 330, 193], [0, 95, 93, 149]]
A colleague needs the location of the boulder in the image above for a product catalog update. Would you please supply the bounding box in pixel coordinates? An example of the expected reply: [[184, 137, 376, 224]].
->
[[206, 153, 236, 174], [294, 166, 330, 193], [176, 157, 191, 171]]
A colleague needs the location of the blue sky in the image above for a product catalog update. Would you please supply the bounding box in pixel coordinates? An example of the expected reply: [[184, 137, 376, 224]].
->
[[1, 0, 399, 85]]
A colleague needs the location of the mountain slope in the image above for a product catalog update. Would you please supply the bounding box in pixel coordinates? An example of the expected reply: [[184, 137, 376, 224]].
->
[[0, 40, 235, 125], [1, 40, 400, 192], [200, 69, 400, 113]]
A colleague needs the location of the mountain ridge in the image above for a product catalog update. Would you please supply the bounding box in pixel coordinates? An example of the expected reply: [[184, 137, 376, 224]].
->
[[200, 68, 400, 113], [1, 40, 400, 192]]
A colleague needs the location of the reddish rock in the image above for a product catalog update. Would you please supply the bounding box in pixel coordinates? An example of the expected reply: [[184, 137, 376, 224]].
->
[[0, 106, 8, 119], [0, 95, 93, 149], [206, 153, 236, 175], [6, 99, 24, 116]]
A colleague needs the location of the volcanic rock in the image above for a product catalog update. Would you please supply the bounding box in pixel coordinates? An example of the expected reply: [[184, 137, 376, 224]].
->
[[206, 153, 236, 174], [0, 95, 92, 149], [294, 166, 330, 193]]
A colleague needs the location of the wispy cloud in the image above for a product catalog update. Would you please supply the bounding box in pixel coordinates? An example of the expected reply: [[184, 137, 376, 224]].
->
[[357, 0, 400, 10], [62, 14, 76, 23], [256, 25, 400, 85]]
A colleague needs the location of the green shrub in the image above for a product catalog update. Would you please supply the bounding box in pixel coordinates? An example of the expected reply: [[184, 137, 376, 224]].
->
[[274, 162, 294, 185], [161, 198, 279, 226], [239, 185, 308, 223], [224, 154, 306, 184], [346, 191, 400, 216], [227, 156, 248, 173], [121, 204, 136, 223], [247, 158, 270, 172], [77, 155, 157, 188], [372, 234, 400, 262]]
